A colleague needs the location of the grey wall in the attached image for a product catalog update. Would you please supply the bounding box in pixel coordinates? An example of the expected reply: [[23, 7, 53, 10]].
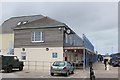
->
[[14, 27, 64, 48], [64, 32, 83, 47], [2, 15, 44, 34]]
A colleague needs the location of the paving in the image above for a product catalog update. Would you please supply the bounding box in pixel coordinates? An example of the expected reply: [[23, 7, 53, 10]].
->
[[93, 62, 119, 78], [0, 62, 119, 79]]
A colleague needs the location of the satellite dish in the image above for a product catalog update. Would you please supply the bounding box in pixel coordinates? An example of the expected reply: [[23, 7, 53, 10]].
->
[[66, 29, 71, 34]]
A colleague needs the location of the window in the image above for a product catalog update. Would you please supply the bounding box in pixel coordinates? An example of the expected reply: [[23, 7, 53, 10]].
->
[[52, 53, 57, 58], [53, 61, 65, 66], [70, 35, 73, 45], [65, 33, 68, 43], [73, 39, 76, 45], [21, 52, 26, 60], [31, 32, 44, 42], [17, 21, 22, 25], [23, 21, 27, 24], [67, 62, 71, 66]]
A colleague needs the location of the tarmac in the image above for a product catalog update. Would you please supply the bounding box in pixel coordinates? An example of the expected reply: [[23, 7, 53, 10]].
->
[[1, 62, 119, 79], [93, 62, 119, 78]]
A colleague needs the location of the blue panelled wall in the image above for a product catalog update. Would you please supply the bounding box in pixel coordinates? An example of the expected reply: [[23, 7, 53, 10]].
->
[[82, 34, 97, 68]]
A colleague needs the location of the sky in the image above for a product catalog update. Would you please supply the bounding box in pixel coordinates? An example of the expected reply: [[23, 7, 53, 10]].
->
[[0, 1, 118, 55]]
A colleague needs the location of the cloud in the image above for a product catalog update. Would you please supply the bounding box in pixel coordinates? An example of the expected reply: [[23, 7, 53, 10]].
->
[[1, 2, 118, 54]]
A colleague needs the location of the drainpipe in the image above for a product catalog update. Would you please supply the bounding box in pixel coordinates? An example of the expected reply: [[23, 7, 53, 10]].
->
[[83, 48, 86, 70]]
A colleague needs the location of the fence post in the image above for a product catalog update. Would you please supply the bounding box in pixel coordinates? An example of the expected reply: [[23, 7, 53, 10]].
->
[[35, 61, 37, 71], [50, 62, 52, 71], [28, 61, 29, 70], [50, 62, 52, 66], [43, 61, 44, 72]]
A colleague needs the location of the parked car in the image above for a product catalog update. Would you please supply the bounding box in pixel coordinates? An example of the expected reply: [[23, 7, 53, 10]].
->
[[73, 61, 83, 69], [0, 55, 24, 73], [112, 59, 120, 67], [50, 61, 74, 76], [112, 60, 119, 67]]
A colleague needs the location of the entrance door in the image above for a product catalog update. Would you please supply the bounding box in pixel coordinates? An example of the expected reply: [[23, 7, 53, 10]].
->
[[65, 57, 67, 61]]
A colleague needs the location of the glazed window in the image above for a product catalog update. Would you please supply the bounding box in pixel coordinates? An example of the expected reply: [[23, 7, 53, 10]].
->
[[31, 31, 44, 42], [21, 52, 26, 60], [65, 33, 68, 43], [52, 53, 57, 58], [22, 21, 27, 24], [17, 21, 22, 25]]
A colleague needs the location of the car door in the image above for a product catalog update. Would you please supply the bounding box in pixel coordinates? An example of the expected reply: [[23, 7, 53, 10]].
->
[[67, 62, 73, 73], [13, 56, 19, 68]]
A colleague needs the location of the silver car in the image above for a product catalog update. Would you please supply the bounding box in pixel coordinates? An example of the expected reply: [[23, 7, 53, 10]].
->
[[50, 61, 74, 76]]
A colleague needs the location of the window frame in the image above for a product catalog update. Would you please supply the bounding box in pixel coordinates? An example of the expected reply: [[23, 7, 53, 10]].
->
[[52, 52, 58, 58], [21, 52, 26, 61], [31, 31, 44, 43], [17, 21, 22, 25]]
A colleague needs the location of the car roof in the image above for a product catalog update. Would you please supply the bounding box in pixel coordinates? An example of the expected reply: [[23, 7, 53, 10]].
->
[[54, 61, 67, 62], [0, 54, 17, 57], [53, 61, 70, 63]]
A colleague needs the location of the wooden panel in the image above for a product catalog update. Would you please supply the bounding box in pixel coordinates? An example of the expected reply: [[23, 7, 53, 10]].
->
[[14, 27, 64, 48]]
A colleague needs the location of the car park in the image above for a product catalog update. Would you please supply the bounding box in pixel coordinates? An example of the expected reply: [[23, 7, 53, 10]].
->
[[50, 61, 74, 76]]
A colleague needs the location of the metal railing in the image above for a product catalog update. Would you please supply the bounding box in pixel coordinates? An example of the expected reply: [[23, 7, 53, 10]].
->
[[23, 61, 84, 71], [23, 61, 53, 71]]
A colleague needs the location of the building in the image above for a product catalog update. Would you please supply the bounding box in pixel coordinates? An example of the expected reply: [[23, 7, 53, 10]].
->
[[1, 15, 96, 69], [13, 15, 96, 68], [1, 15, 44, 54]]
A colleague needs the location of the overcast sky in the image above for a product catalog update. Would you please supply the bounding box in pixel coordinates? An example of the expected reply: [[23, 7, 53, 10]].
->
[[1, 2, 118, 55]]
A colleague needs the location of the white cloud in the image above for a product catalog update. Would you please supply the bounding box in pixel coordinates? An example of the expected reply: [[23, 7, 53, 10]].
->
[[1, 2, 118, 54], [1, 0, 119, 2]]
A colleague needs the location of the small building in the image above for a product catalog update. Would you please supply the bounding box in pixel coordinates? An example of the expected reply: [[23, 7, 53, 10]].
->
[[1, 15, 96, 69], [1, 15, 44, 54], [13, 15, 95, 69]]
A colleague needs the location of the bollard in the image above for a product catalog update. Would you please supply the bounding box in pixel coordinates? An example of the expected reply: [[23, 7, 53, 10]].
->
[[89, 61, 96, 80]]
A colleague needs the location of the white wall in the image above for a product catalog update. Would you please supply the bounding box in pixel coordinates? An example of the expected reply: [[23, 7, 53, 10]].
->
[[0, 34, 1, 54], [14, 47, 63, 62]]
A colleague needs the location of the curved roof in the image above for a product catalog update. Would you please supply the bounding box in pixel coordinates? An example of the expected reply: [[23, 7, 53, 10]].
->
[[1, 15, 44, 33], [14, 16, 65, 29]]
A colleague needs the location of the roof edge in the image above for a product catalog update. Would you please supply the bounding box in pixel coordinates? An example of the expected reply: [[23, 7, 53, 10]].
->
[[13, 25, 65, 30], [2, 14, 44, 25]]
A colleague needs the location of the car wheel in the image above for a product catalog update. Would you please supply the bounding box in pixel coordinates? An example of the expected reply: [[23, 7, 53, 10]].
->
[[51, 73, 54, 76], [71, 70, 74, 74], [19, 65, 23, 71], [65, 71, 69, 77], [8, 66, 12, 73], [4, 67, 9, 73], [118, 64, 120, 67]]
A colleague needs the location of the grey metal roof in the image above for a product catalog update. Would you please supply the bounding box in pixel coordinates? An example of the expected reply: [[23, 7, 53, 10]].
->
[[1, 15, 44, 33], [14, 17, 65, 29]]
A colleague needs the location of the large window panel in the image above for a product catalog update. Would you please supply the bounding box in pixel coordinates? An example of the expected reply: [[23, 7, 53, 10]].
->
[[31, 31, 44, 42]]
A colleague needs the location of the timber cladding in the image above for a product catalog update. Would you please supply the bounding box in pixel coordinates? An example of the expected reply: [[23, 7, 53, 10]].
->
[[14, 27, 64, 48]]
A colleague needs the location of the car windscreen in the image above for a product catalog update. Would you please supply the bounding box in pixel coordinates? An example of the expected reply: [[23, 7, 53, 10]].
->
[[53, 61, 65, 66]]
